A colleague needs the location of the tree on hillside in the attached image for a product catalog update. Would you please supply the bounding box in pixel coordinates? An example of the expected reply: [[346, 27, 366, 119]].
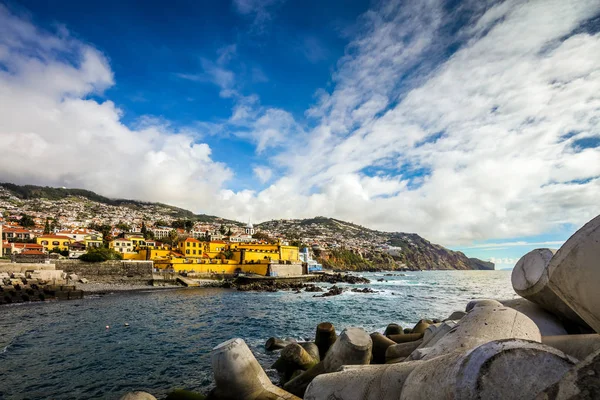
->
[[43, 218, 51, 234], [141, 221, 148, 238], [219, 225, 227, 235], [172, 219, 194, 232], [20, 213, 35, 228], [252, 232, 273, 242], [116, 222, 131, 232]]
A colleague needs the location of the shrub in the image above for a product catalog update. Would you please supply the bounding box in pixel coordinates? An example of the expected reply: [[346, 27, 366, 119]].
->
[[79, 248, 123, 262]]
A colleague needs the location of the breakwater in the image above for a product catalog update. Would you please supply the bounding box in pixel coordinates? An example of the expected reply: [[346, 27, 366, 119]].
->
[[0, 270, 513, 399]]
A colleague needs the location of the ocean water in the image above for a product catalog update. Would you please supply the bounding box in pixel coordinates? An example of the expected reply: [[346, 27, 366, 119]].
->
[[0, 270, 516, 399]]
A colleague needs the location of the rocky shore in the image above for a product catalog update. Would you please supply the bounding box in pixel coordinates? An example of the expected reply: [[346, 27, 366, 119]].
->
[[119, 214, 600, 400]]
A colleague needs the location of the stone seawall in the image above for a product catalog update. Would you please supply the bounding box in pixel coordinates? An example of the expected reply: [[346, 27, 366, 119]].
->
[[0, 263, 56, 273], [55, 260, 154, 284]]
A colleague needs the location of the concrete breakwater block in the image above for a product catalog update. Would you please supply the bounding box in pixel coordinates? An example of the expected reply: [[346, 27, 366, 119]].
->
[[305, 339, 576, 400], [370, 332, 397, 364], [401, 339, 577, 400], [542, 334, 600, 361], [512, 248, 588, 329], [546, 214, 600, 333], [210, 338, 300, 400], [385, 340, 423, 362], [265, 337, 292, 351], [383, 323, 403, 336], [501, 298, 568, 336], [415, 304, 541, 361], [387, 333, 423, 343], [304, 360, 423, 400], [272, 343, 319, 379], [536, 348, 600, 399], [284, 327, 372, 397], [406, 321, 457, 361], [120, 392, 157, 400], [314, 322, 337, 360]]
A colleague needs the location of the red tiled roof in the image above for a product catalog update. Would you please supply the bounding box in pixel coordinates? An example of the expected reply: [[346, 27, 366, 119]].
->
[[10, 243, 44, 249], [21, 250, 46, 255], [184, 238, 201, 243], [37, 235, 72, 240]]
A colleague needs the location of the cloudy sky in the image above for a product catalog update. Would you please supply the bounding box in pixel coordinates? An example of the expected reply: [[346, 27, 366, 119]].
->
[[1, 0, 599, 268]]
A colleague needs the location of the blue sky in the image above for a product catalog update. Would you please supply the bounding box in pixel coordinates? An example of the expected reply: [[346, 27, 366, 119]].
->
[[1, 0, 600, 268]]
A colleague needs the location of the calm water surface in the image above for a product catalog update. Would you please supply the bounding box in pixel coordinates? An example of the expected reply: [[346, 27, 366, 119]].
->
[[0, 271, 515, 399]]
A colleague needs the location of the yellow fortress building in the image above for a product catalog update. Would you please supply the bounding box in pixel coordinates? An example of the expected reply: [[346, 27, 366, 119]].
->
[[122, 237, 303, 276]]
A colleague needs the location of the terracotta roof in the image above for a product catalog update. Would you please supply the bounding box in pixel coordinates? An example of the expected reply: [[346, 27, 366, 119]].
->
[[37, 235, 72, 240], [184, 238, 201, 243], [10, 243, 44, 249], [21, 250, 46, 255]]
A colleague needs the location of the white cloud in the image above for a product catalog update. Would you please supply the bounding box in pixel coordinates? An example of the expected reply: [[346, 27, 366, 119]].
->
[[2, 0, 600, 249], [253, 166, 273, 183], [0, 5, 232, 211]]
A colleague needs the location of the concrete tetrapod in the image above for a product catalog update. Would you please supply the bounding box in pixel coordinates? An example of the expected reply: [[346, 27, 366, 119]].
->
[[370, 332, 397, 364], [298, 342, 320, 363], [465, 298, 503, 311], [406, 320, 457, 361], [536, 348, 600, 399], [383, 323, 403, 337], [265, 337, 293, 351], [546, 214, 600, 333], [542, 334, 600, 361], [314, 322, 337, 360], [284, 327, 372, 397], [120, 392, 158, 400], [385, 340, 423, 362], [416, 304, 541, 361], [501, 298, 568, 336], [387, 333, 423, 343], [304, 361, 424, 400], [400, 339, 577, 400], [210, 338, 300, 400], [272, 343, 319, 379], [512, 248, 588, 328]]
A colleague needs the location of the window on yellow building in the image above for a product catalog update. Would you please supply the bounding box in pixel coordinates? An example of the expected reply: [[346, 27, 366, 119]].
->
[[186, 249, 190, 254], [52, 241, 59, 245], [193, 250, 196, 254]]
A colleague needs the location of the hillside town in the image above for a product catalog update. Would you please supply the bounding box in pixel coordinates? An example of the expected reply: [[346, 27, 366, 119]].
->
[[0, 184, 493, 271]]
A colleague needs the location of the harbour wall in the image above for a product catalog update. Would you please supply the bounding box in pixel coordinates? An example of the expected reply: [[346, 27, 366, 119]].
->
[[55, 260, 154, 284]]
